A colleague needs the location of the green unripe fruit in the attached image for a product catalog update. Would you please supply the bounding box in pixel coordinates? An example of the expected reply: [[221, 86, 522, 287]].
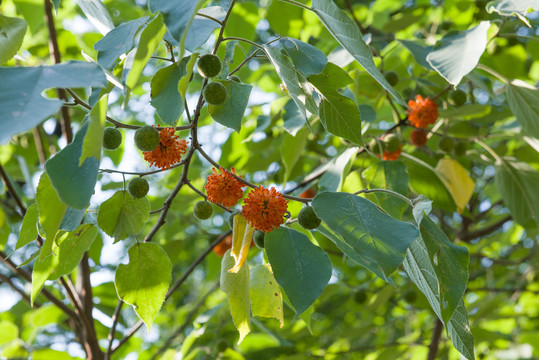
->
[[448, 89, 467, 106], [229, 75, 241, 83], [384, 71, 399, 87], [298, 206, 321, 230], [128, 177, 149, 198], [438, 136, 455, 153], [368, 138, 385, 155], [253, 230, 265, 249], [216, 340, 228, 353], [194, 201, 213, 220], [134, 126, 160, 152], [197, 54, 222, 78], [384, 134, 400, 153], [403, 290, 418, 303], [354, 290, 367, 304], [203, 82, 227, 106], [103, 127, 122, 150], [454, 141, 468, 156]]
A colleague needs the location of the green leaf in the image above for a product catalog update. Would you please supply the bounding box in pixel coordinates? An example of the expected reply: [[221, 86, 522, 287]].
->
[[150, 60, 186, 125], [249, 264, 284, 327], [30, 349, 76, 360], [36, 172, 67, 261], [45, 123, 99, 209], [309, 63, 363, 145], [282, 127, 309, 184], [403, 220, 473, 360], [59, 207, 86, 232], [32, 224, 98, 303], [401, 153, 456, 212], [265, 227, 331, 315], [220, 249, 251, 344], [94, 16, 149, 69], [362, 161, 409, 218], [148, 0, 204, 47], [48, 224, 98, 280], [282, 99, 305, 136], [311, 0, 405, 106], [208, 80, 253, 132], [280, 37, 327, 77], [52, 0, 61, 11], [319, 147, 358, 192], [97, 191, 150, 242], [0, 321, 18, 345], [506, 81, 539, 139], [124, 15, 167, 101], [76, 0, 114, 35], [184, 6, 226, 52], [411, 194, 432, 226], [312, 192, 418, 282], [420, 217, 469, 323], [0, 15, 27, 64], [115, 242, 172, 330], [31, 250, 56, 305], [81, 95, 107, 163], [263, 44, 318, 121], [16, 203, 38, 250], [426, 21, 490, 86], [178, 53, 198, 99], [447, 301, 475, 360], [0, 62, 106, 145], [495, 159, 539, 227], [486, 0, 537, 26], [399, 39, 434, 71]]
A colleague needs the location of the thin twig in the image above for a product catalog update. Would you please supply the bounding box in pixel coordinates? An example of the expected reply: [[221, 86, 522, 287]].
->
[[111, 232, 230, 354], [44, 0, 72, 143], [99, 160, 186, 176], [66, 89, 192, 131], [426, 319, 443, 360], [0, 164, 26, 216], [0, 251, 78, 320], [105, 301, 124, 360], [0, 273, 35, 306], [151, 281, 219, 360]]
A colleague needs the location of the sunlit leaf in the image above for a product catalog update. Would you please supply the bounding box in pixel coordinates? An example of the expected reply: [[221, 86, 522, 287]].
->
[[435, 159, 475, 214], [313, 192, 418, 281], [97, 191, 150, 242], [220, 249, 250, 344], [426, 21, 490, 86], [250, 264, 284, 327], [0, 15, 27, 64]]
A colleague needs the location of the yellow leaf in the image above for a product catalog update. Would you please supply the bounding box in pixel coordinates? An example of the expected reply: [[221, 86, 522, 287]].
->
[[220, 250, 250, 344], [229, 214, 255, 273], [435, 158, 475, 213], [250, 264, 284, 328]]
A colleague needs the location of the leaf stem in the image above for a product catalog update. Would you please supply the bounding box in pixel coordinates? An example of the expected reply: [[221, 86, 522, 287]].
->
[[278, 0, 312, 11], [475, 64, 509, 84], [222, 36, 263, 49], [354, 188, 413, 206], [195, 12, 223, 26]]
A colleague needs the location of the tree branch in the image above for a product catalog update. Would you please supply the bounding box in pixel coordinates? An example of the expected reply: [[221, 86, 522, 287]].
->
[[0, 251, 78, 320], [457, 215, 512, 242], [44, 0, 72, 143], [0, 164, 26, 216], [426, 319, 443, 360]]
